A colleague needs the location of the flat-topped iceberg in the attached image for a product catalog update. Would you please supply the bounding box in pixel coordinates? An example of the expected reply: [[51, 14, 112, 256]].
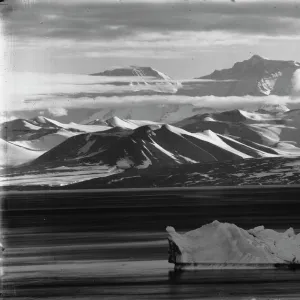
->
[[167, 221, 300, 269]]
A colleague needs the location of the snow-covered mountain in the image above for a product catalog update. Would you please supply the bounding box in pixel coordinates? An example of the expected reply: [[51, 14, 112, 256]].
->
[[256, 104, 290, 114], [0, 116, 112, 165], [196, 55, 300, 96], [90, 66, 171, 80], [81, 104, 216, 125], [167, 220, 300, 266], [90, 65, 182, 94], [2, 107, 300, 187], [0, 116, 106, 142], [174, 109, 300, 152], [24, 122, 282, 172]]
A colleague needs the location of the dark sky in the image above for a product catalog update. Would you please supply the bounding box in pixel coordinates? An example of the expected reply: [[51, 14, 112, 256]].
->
[[2, 0, 300, 78]]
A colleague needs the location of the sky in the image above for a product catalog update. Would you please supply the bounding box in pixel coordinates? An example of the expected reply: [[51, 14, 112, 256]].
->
[[0, 0, 300, 122], [1, 0, 300, 78]]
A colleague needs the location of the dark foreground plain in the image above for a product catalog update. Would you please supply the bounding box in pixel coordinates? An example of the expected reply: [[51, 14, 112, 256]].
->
[[2, 186, 300, 299]]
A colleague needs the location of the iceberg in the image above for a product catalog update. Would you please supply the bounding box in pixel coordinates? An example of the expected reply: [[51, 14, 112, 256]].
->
[[166, 221, 300, 270]]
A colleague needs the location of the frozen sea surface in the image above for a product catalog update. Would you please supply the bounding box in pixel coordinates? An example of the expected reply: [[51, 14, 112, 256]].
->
[[3, 236, 300, 299], [2, 188, 300, 299]]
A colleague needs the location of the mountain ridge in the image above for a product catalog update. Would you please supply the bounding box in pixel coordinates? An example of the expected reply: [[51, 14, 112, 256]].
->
[[196, 55, 300, 96]]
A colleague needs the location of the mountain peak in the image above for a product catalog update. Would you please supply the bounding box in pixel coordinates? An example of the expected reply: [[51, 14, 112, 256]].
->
[[31, 116, 47, 124], [197, 55, 300, 95], [90, 66, 169, 79], [249, 54, 265, 61]]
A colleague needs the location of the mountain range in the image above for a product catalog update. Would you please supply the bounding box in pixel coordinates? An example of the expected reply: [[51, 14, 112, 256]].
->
[[1, 55, 300, 188], [3, 107, 299, 168], [88, 55, 300, 97], [1, 106, 300, 188]]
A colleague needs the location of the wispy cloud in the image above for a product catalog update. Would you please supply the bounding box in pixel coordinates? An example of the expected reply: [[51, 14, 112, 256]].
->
[[2, 0, 300, 80], [15, 30, 300, 61], [4, 0, 299, 71], [6, 1, 300, 45]]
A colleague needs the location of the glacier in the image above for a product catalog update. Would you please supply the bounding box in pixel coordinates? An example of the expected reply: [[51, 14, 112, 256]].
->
[[167, 221, 300, 270]]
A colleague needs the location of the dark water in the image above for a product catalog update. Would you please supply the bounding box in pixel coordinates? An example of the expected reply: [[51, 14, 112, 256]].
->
[[2, 187, 300, 299]]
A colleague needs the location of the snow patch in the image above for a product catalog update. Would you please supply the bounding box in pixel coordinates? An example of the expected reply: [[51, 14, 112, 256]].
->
[[77, 139, 96, 155], [136, 151, 152, 169], [116, 157, 135, 169], [178, 155, 198, 163], [149, 138, 180, 162]]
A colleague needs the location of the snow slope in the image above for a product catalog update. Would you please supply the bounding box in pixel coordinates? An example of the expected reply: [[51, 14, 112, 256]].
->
[[10, 129, 77, 151], [175, 109, 300, 151], [167, 220, 300, 266], [105, 116, 162, 130], [0, 138, 45, 167], [257, 104, 290, 114], [0, 118, 49, 141], [32, 116, 111, 133]]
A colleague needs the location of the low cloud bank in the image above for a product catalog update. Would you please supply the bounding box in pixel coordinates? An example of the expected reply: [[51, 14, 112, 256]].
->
[[12, 94, 300, 112], [2, 71, 300, 116]]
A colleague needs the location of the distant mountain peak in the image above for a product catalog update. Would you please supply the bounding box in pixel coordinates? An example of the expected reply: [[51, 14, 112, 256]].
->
[[249, 54, 265, 62], [250, 54, 264, 60], [256, 103, 290, 114], [197, 55, 300, 96], [90, 66, 170, 79]]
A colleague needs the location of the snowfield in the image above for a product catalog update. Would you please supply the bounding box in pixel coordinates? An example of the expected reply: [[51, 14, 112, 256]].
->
[[167, 221, 300, 268], [0, 139, 45, 167]]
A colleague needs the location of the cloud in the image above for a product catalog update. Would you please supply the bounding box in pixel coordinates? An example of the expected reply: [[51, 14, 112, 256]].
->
[[4, 0, 299, 71], [47, 107, 68, 117], [14, 31, 262, 59], [7, 94, 300, 113], [6, 1, 300, 41], [3, 71, 300, 121], [4, 72, 170, 105], [16, 30, 300, 63], [0, 113, 18, 124]]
